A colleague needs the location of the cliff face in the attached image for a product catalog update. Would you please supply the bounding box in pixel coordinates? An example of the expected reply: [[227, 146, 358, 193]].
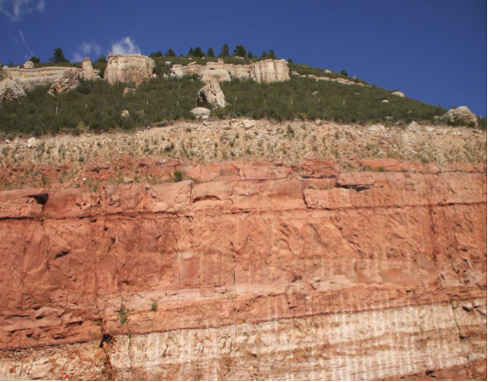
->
[[0, 157, 486, 380], [171, 59, 290, 83], [3, 66, 83, 90]]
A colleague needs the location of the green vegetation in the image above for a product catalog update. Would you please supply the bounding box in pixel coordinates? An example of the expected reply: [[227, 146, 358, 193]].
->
[[29, 56, 41, 64], [49, 47, 69, 63], [173, 170, 183, 182]]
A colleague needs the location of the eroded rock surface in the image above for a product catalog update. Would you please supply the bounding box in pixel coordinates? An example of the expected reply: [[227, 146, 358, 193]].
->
[[197, 79, 227, 108], [3, 66, 83, 90], [81, 57, 100, 81], [171, 59, 290, 83], [0, 78, 26, 103], [48, 69, 81, 95], [444, 106, 478, 127], [104, 54, 156, 86], [0, 161, 486, 380]]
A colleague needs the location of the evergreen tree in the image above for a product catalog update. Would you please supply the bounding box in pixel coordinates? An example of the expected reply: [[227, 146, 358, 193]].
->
[[261, 51, 268, 59], [193, 47, 205, 58], [96, 54, 107, 63], [218, 44, 230, 57], [287, 58, 293, 64], [188, 47, 194, 56], [29, 56, 41, 64], [233, 45, 246, 57], [49, 48, 69, 63], [165, 48, 176, 57], [207, 47, 215, 57], [341, 69, 348, 77], [247, 51, 254, 59], [267, 49, 276, 59], [150, 50, 163, 57]]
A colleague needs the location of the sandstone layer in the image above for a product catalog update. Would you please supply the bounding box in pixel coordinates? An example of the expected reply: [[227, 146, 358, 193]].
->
[[3, 66, 83, 91], [171, 59, 290, 83], [104, 54, 156, 86], [0, 158, 486, 380]]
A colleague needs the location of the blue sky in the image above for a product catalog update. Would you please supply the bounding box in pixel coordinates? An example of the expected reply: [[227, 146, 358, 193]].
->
[[1, 0, 486, 116]]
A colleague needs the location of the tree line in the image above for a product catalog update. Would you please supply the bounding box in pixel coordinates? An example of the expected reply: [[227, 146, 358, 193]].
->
[[150, 44, 277, 60]]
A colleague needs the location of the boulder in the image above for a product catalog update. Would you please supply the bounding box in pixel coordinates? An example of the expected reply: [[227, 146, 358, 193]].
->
[[165, 61, 172, 67], [444, 106, 478, 127], [81, 58, 100, 81], [26, 137, 38, 148], [242, 119, 256, 130], [325, 69, 332, 74], [382, 99, 389, 103], [123, 87, 136, 96], [23, 61, 34, 69], [197, 80, 226, 108], [0, 78, 26, 103], [104, 54, 156, 86], [121, 110, 130, 118], [406, 121, 420, 132], [48, 70, 81, 95], [392, 91, 405, 97], [190, 107, 210, 119]]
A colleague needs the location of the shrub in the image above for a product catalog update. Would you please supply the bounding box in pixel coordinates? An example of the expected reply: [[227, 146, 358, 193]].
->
[[173, 171, 183, 182]]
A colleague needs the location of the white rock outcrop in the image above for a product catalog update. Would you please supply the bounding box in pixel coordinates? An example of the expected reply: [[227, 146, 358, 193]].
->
[[104, 54, 156, 86], [190, 107, 211, 119], [121, 110, 130, 118], [0, 78, 26, 103], [4, 66, 83, 91], [392, 91, 405, 97], [171, 59, 290, 84], [444, 106, 478, 127], [81, 58, 100, 81], [23, 61, 34, 69], [197, 80, 226, 108]]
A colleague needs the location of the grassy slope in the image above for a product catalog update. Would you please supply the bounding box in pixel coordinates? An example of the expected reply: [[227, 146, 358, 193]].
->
[[1, 58, 485, 137]]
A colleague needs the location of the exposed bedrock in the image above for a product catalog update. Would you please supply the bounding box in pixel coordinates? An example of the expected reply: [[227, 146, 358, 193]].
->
[[0, 168, 486, 380]]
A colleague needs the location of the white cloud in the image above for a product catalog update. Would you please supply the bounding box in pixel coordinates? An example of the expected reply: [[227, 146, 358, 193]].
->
[[19, 29, 25, 42], [0, 0, 45, 22], [110, 36, 140, 55], [72, 41, 102, 62]]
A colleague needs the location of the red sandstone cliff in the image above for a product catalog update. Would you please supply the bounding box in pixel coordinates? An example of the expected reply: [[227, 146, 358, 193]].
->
[[0, 121, 486, 380]]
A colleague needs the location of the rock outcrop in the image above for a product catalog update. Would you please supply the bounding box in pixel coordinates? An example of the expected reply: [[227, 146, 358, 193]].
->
[[444, 106, 478, 127], [171, 59, 290, 83], [197, 79, 227, 108], [190, 107, 210, 119], [81, 57, 100, 81], [291, 71, 370, 87], [48, 70, 81, 95], [104, 54, 156, 86], [3, 66, 83, 91], [0, 163, 485, 380], [0, 78, 26, 103], [23, 60, 34, 69], [392, 90, 405, 97]]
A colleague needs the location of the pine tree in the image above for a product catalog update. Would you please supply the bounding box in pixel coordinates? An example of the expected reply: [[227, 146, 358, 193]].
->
[[150, 51, 163, 57], [219, 44, 230, 57], [49, 48, 69, 63], [29, 56, 40, 64], [341, 69, 348, 77], [233, 45, 246, 57], [188, 47, 194, 56], [261, 51, 267, 59], [267, 49, 276, 59], [96, 54, 107, 63], [165, 48, 176, 57], [207, 47, 215, 57], [193, 47, 205, 58], [247, 51, 254, 59]]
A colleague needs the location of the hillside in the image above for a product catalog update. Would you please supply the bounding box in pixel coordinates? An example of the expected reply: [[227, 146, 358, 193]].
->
[[1, 56, 484, 137]]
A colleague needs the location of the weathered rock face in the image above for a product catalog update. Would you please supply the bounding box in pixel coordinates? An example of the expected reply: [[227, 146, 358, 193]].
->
[[48, 69, 81, 95], [23, 60, 34, 69], [444, 106, 478, 127], [81, 57, 100, 81], [197, 79, 227, 108], [4, 66, 83, 91], [392, 90, 405, 97], [0, 159, 486, 380], [104, 54, 156, 86], [171, 59, 290, 83], [0, 78, 26, 103]]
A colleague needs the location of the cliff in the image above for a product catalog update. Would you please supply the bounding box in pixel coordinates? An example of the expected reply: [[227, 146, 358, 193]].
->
[[0, 119, 486, 380]]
